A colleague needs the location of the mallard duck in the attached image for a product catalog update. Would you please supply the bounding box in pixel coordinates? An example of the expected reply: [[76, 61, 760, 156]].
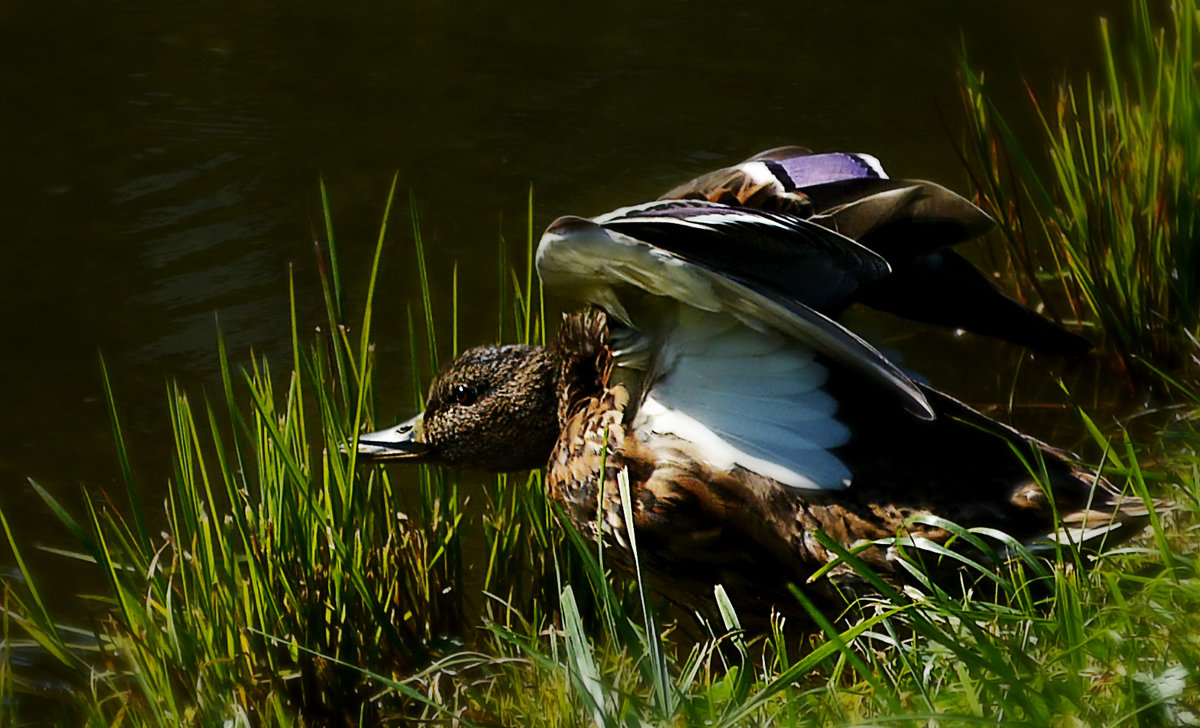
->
[[355, 149, 1135, 619]]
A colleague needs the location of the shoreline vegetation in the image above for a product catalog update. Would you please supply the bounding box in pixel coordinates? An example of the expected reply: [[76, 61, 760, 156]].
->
[[4, 0, 1200, 724], [958, 0, 1200, 377]]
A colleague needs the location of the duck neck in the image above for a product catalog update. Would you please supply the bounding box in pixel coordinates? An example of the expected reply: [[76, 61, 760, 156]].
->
[[549, 308, 613, 428]]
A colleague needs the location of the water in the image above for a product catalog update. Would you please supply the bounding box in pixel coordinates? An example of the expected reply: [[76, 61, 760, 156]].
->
[[0, 1, 1128, 623]]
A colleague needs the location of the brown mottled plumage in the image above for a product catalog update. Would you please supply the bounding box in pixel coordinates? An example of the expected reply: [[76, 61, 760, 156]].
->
[[547, 310, 1135, 618]]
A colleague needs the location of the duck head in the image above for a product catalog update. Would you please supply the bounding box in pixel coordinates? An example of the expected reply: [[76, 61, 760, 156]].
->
[[356, 344, 561, 472]]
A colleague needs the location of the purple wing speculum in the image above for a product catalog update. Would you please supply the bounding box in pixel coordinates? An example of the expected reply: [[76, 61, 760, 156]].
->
[[762, 152, 888, 191]]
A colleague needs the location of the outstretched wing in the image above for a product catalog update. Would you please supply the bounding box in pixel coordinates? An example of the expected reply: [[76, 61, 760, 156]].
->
[[594, 200, 889, 311], [537, 201, 933, 490], [662, 147, 1091, 355]]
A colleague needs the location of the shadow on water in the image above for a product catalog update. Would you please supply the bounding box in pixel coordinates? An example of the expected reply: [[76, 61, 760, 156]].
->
[[0, 0, 1132, 633]]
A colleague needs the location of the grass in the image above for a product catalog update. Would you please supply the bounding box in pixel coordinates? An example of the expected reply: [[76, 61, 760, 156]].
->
[[0, 179, 571, 726], [958, 0, 1200, 376], [2, 0, 1200, 718], [0, 176, 1197, 725]]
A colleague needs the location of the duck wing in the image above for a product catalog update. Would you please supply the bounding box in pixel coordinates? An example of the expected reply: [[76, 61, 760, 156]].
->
[[663, 148, 1091, 355], [537, 202, 934, 454], [665, 147, 990, 250], [594, 199, 888, 311], [807, 178, 1091, 355]]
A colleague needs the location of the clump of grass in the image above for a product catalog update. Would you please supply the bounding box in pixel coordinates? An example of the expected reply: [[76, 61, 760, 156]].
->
[[959, 0, 1200, 375], [0, 180, 568, 725], [0, 180, 441, 724], [432, 441, 1200, 727]]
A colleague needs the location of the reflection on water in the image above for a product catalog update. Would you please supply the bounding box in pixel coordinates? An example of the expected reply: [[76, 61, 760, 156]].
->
[[0, 0, 1128, 615]]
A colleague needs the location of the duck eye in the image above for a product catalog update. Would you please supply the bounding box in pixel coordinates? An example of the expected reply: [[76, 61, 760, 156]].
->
[[450, 383, 477, 406]]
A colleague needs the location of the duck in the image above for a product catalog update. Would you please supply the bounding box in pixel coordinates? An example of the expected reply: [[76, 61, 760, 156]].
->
[[354, 148, 1136, 620]]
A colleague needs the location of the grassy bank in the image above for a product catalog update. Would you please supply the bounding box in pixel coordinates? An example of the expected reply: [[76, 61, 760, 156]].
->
[[1, 189, 1197, 725], [3, 0, 1200, 723]]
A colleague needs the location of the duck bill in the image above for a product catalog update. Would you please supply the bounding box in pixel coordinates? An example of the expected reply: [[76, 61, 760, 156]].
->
[[355, 413, 432, 462]]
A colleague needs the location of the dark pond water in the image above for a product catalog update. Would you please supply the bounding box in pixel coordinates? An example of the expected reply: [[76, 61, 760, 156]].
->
[[1, 1, 1129, 622]]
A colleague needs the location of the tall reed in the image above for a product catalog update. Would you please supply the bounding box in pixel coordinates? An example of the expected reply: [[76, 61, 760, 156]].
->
[[959, 0, 1200, 375]]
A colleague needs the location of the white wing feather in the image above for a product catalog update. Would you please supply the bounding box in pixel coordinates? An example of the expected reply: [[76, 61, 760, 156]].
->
[[635, 309, 851, 489]]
